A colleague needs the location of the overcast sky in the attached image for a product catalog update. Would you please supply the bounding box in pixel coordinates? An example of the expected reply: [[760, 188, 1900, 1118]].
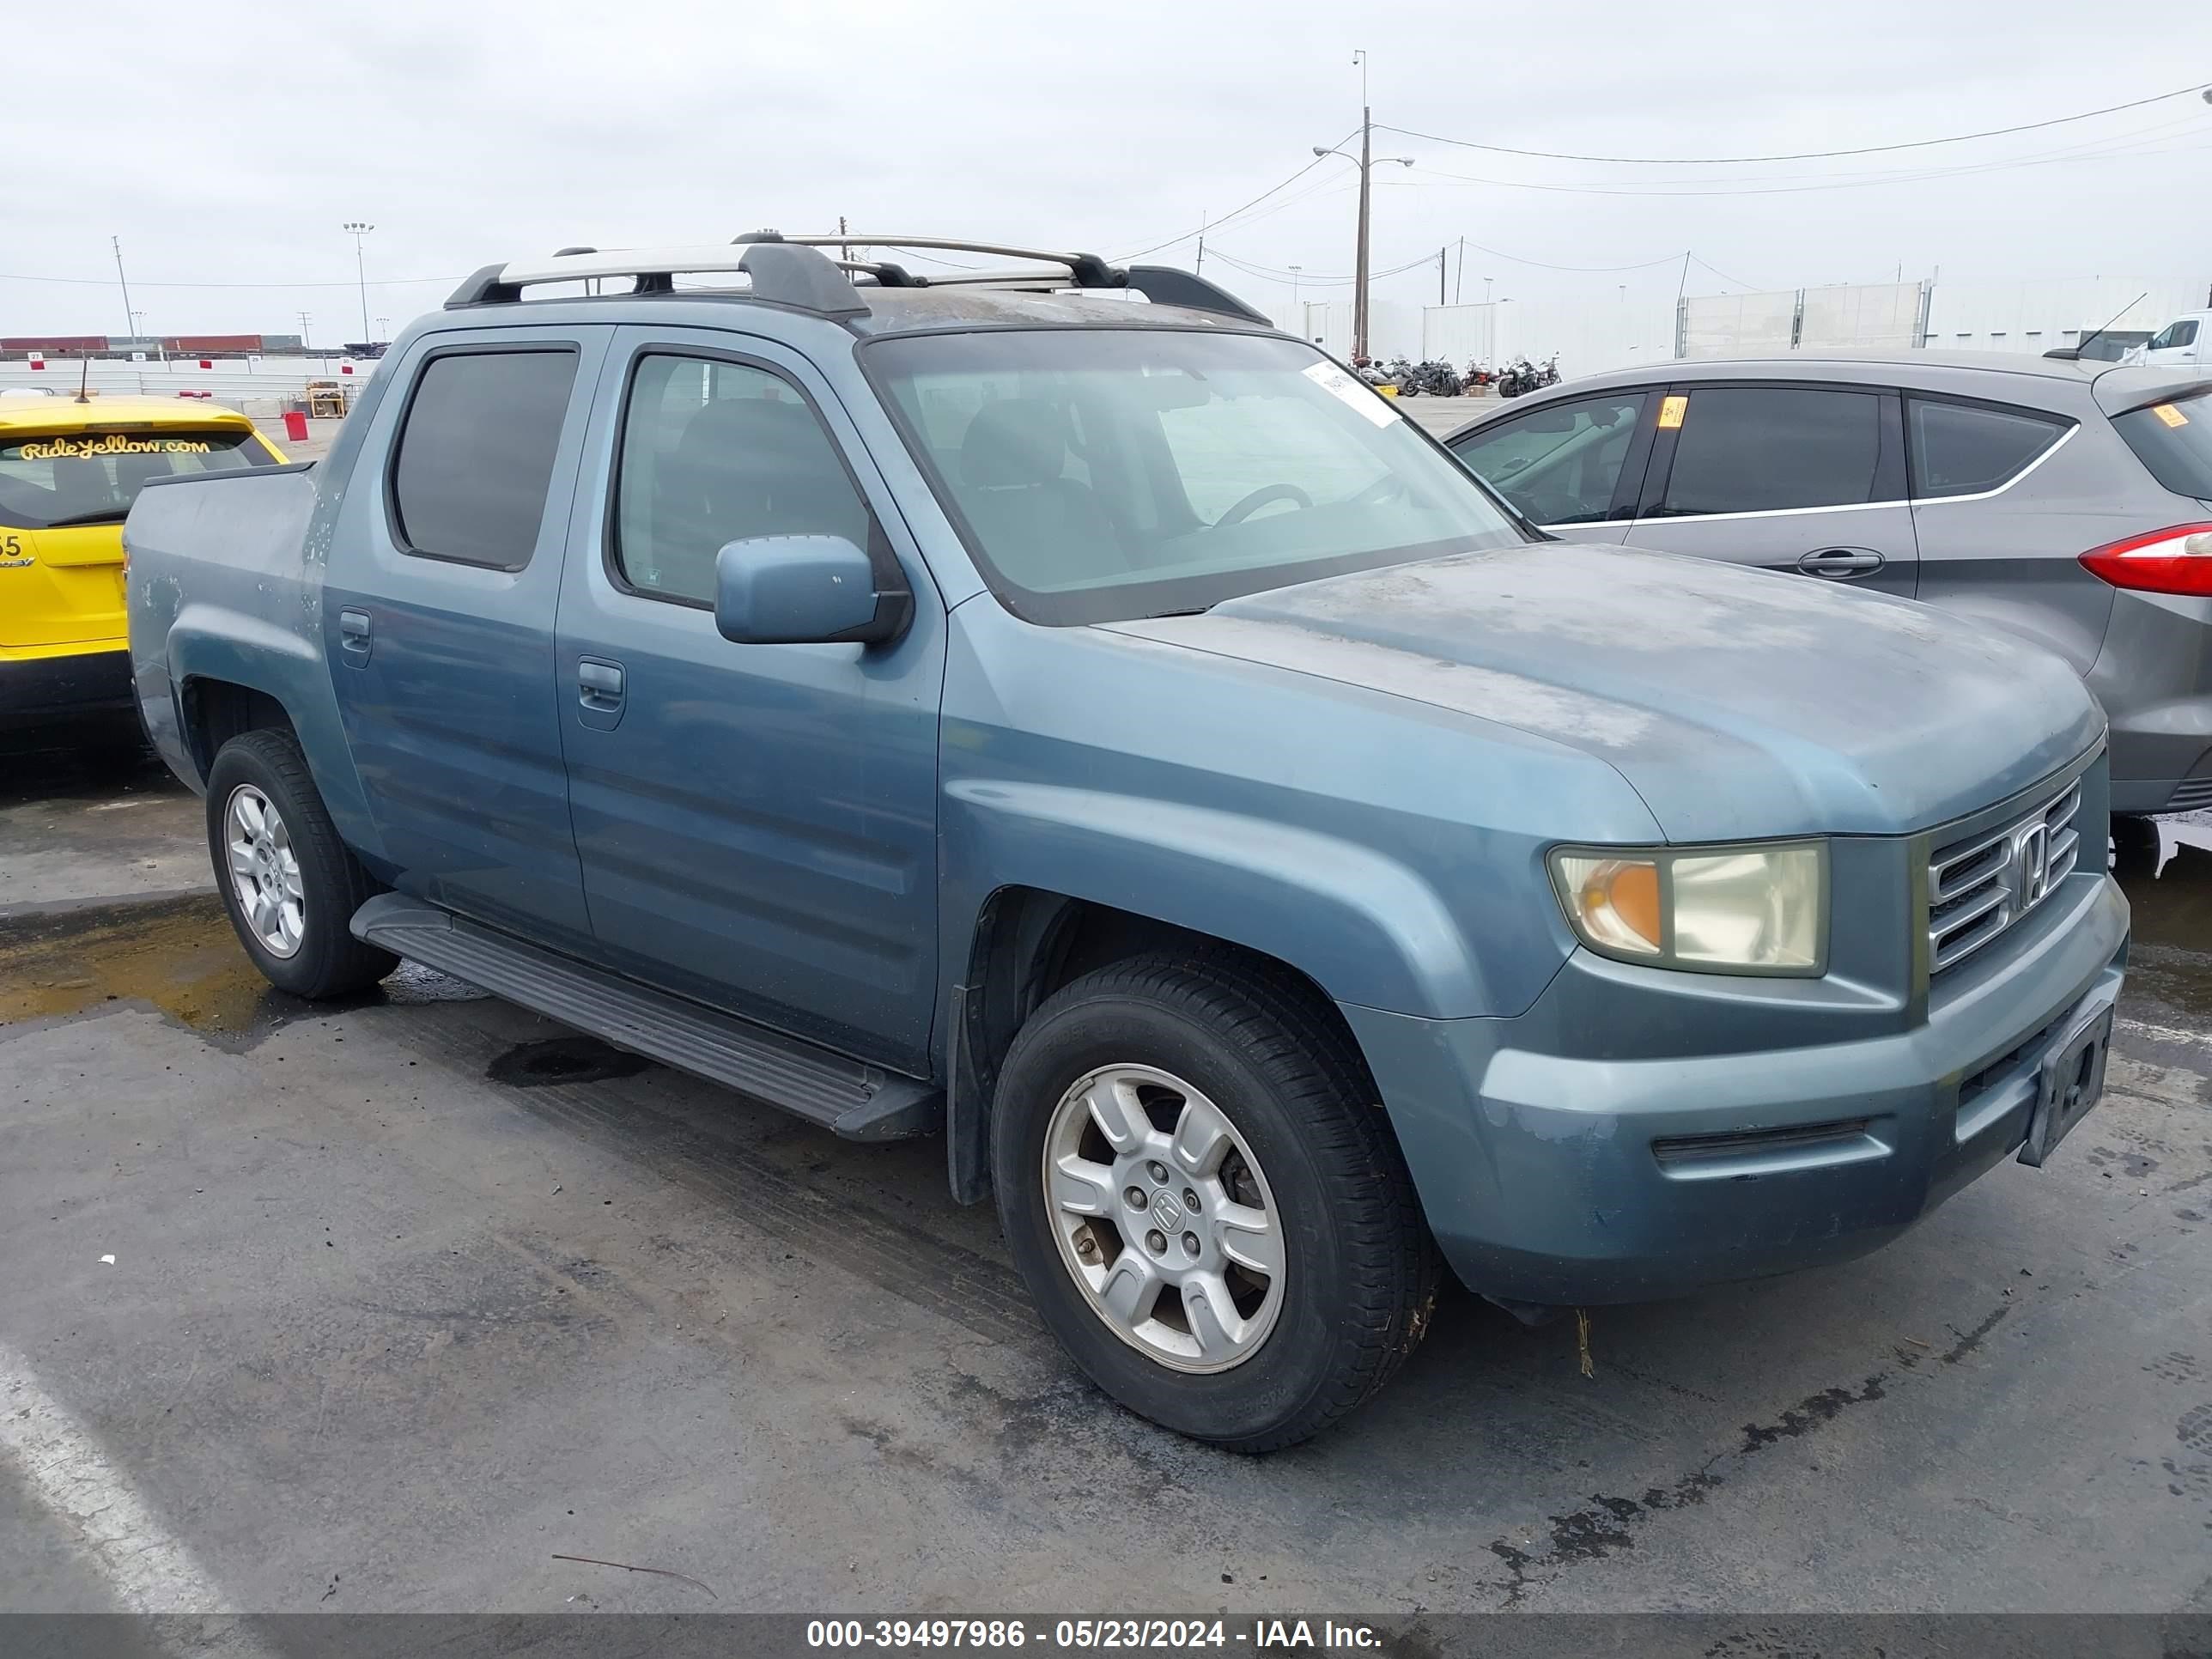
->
[[4, 0, 2209, 343]]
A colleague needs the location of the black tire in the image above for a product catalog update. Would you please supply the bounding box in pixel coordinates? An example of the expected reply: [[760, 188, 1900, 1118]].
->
[[992, 953, 1439, 1452], [204, 728, 396, 999]]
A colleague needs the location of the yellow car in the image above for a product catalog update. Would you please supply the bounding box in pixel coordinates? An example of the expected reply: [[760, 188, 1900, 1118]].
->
[[0, 398, 285, 732]]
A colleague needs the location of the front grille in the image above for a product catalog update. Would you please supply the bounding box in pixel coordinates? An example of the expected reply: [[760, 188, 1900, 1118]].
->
[[1927, 778, 2082, 975]]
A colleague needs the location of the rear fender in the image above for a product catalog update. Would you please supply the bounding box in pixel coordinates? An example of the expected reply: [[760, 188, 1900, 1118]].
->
[[167, 608, 381, 858]]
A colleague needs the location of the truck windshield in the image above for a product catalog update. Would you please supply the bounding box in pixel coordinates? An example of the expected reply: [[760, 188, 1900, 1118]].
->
[[0, 428, 266, 529], [868, 330, 1525, 624], [2113, 392, 2212, 501]]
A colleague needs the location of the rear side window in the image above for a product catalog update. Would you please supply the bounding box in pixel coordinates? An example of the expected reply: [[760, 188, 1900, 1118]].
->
[[0, 429, 265, 530], [1655, 386, 1881, 516], [2114, 393, 2212, 501], [1907, 398, 2069, 499], [1449, 392, 1647, 525], [612, 355, 872, 606], [391, 349, 577, 568]]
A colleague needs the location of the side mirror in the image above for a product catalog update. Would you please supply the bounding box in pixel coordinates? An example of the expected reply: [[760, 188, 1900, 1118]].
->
[[713, 534, 913, 647]]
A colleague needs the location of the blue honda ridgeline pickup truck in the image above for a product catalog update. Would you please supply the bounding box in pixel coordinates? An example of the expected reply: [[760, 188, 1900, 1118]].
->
[[126, 236, 2130, 1449]]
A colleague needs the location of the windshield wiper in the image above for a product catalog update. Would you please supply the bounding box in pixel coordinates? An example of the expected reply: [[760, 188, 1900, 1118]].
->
[[38, 510, 128, 528]]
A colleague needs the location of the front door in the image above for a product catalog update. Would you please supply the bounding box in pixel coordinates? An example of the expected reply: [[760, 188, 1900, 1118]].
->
[[1624, 381, 1921, 599], [554, 328, 944, 1073], [323, 329, 609, 950]]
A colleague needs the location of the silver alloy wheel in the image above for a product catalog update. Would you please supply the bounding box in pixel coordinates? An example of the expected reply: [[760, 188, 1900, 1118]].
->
[[222, 784, 306, 959], [1042, 1063, 1285, 1374]]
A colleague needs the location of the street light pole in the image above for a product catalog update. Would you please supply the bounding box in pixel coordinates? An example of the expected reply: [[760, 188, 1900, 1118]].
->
[[343, 222, 375, 343], [1353, 88, 1372, 362], [112, 237, 137, 348]]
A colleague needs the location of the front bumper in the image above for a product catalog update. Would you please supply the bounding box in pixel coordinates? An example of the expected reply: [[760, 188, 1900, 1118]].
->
[[0, 646, 136, 730], [1344, 870, 2130, 1306]]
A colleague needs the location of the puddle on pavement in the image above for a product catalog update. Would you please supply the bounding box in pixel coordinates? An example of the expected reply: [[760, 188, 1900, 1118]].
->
[[487, 1035, 650, 1088], [0, 892, 488, 1044], [2114, 814, 2212, 1020]]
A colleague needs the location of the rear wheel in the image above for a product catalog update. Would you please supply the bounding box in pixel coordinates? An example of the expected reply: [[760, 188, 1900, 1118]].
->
[[992, 954, 1438, 1451], [204, 729, 395, 999]]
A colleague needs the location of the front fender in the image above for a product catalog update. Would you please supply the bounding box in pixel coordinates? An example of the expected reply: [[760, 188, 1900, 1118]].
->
[[942, 779, 1493, 1018]]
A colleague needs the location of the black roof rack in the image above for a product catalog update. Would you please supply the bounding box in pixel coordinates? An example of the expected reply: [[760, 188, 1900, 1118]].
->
[[445, 235, 1271, 326]]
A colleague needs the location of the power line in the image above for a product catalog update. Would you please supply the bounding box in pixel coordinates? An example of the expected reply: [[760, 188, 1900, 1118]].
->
[[1372, 80, 2210, 164], [0, 270, 458, 289], [1387, 122, 2212, 199], [1113, 129, 1359, 260]]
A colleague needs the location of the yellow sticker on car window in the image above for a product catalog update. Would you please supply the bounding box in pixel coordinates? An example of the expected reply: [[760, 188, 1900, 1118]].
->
[[2151, 403, 2189, 428], [1657, 394, 1688, 429]]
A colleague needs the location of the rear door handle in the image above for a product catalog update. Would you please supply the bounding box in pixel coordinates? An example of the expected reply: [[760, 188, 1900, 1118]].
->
[[577, 657, 626, 729], [337, 608, 372, 663], [1796, 547, 1886, 580]]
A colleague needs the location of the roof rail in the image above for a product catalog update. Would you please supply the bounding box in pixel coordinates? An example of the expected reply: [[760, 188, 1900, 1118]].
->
[[446, 234, 1273, 326]]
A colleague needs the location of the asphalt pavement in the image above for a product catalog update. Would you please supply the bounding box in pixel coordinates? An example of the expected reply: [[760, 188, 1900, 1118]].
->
[[2, 734, 2209, 1618]]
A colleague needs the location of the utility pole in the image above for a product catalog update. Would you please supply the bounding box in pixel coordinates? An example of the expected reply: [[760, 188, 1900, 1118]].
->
[[1454, 237, 1466, 306], [112, 237, 137, 346], [1483, 275, 1494, 306], [1352, 49, 1372, 362], [343, 223, 374, 345], [1438, 246, 1448, 307], [297, 311, 313, 351], [1194, 210, 1206, 275], [838, 215, 849, 264]]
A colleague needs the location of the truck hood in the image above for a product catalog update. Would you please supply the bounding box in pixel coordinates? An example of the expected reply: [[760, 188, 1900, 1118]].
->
[[1103, 543, 2103, 841]]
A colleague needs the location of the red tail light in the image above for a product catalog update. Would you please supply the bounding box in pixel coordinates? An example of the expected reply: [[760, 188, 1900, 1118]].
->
[[2078, 524, 2212, 597]]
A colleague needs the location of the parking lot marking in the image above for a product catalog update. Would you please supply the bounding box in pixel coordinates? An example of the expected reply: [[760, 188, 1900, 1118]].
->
[[0, 1343, 268, 1632]]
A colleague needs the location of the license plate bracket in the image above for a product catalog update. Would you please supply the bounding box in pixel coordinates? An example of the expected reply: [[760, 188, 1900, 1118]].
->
[[2017, 997, 2115, 1168]]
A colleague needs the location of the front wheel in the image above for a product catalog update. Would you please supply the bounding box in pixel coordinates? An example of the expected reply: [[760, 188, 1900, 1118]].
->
[[204, 729, 397, 999], [992, 955, 1438, 1451]]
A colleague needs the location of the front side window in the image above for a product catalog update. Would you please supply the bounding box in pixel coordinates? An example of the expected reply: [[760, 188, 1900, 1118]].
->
[[0, 429, 265, 530], [1907, 398, 2070, 498], [390, 349, 578, 568], [1656, 386, 1883, 517], [2149, 319, 2199, 350], [1449, 393, 1646, 525], [612, 355, 872, 606], [868, 330, 1523, 625]]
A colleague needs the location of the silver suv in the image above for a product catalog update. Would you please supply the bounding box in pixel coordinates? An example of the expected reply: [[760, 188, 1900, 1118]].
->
[[1446, 351, 2212, 818]]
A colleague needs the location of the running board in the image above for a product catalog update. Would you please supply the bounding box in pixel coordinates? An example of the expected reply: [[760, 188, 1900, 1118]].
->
[[350, 896, 940, 1141]]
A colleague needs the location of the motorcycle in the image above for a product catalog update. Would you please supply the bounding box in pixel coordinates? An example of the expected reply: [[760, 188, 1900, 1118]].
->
[[1495, 356, 1538, 398]]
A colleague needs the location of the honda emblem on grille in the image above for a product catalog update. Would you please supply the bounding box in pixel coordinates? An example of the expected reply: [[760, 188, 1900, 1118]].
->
[[2008, 821, 2052, 913]]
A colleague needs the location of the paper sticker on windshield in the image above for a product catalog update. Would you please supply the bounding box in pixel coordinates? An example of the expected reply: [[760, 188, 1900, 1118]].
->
[[1657, 394, 1688, 429], [1303, 361, 1400, 427], [2151, 403, 2190, 429]]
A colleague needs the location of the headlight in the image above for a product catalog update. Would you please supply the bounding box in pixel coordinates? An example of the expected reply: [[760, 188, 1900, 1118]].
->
[[1547, 841, 1826, 975]]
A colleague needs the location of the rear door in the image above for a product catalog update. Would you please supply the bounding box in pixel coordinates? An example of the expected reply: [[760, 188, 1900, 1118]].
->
[[1624, 381, 1920, 599], [1444, 388, 1654, 542], [0, 423, 267, 655], [322, 328, 611, 951]]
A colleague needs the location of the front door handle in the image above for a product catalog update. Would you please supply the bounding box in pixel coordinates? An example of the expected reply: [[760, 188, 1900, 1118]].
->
[[1796, 546, 1886, 580], [576, 657, 626, 729]]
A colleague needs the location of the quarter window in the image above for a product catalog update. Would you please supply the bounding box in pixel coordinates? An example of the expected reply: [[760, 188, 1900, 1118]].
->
[[1907, 399, 2069, 499], [1448, 393, 1647, 525], [391, 349, 577, 568], [613, 355, 872, 607], [1655, 386, 1882, 516]]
